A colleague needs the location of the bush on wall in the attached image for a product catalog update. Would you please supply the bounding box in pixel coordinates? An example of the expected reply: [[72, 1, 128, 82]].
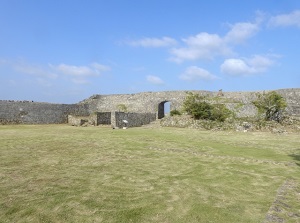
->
[[252, 91, 287, 122], [170, 109, 182, 116], [182, 92, 232, 122]]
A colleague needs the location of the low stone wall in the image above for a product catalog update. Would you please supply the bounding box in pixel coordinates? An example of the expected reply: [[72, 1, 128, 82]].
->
[[68, 115, 88, 126], [0, 101, 89, 124], [68, 112, 112, 126], [161, 115, 300, 132], [68, 112, 156, 128], [113, 112, 156, 128], [97, 112, 111, 125]]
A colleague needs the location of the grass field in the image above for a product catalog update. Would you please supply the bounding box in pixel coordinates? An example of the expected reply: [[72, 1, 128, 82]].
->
[[0, 125, 299, 223]]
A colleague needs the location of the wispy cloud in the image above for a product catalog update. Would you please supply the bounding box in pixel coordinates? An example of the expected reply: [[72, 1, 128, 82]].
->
[[126, 37, 177, 47], [170, 19, 260, 63], [268, 10, 300, 28], [52, 63, 110, 77], [146, 75, 164, 85], [13, 62, 58, 79], [224, 22, 260, 44], [50, 62, 111, 84], [170, 33, 232, 63], [179, 66, 219, 81], [0, 59, 111, 86], [221, 55, 275, 76]]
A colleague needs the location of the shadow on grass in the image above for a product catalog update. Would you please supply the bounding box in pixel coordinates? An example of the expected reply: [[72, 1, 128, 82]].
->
[[289, 149, 300, 167]]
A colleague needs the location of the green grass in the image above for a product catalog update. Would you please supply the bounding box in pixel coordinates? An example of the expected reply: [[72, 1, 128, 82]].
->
[[0, 125, 299, 223]]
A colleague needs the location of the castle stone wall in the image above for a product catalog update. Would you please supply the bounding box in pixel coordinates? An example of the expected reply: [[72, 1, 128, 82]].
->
[[0, 101, 90, 124], [81, 90, 212, 115], [81, 88, 300, 118], [112, 112, 156, 128], [97, 112, 111, 125], [1, 88, 299, 125]]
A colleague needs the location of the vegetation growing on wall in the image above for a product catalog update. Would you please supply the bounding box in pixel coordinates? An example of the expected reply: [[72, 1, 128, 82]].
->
[[252, 91, 287, 122], [117, 104, 128, 112], [182, 92, 232, 122], [170, 109, 182, 116]]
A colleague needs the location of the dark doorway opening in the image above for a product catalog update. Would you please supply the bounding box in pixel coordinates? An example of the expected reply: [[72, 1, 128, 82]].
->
[[158, 101, 170, 119]]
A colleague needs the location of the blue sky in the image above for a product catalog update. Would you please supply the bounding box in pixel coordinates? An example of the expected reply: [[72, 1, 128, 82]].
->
[[0, 0, 300, 103]]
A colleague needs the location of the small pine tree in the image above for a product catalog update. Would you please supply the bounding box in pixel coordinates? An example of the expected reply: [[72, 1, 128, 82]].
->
[[252, 91, 287, 122]]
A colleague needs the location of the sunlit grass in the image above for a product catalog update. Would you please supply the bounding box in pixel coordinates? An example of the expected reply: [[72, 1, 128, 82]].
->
[[0, 125, 299, 222]]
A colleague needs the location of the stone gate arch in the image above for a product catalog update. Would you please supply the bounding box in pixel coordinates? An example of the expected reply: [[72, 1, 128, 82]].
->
[[157, 101, 170, 119]]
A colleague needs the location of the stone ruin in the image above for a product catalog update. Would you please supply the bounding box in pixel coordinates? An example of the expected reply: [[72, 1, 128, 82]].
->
[[0, 88, 299, 127]]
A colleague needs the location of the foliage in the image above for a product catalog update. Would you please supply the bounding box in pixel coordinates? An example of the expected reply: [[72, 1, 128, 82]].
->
[[117, 104, 128, 112], [170, 109, 182, 116], [252, 91, 287, 122], [210, 103, 233, 122], [182, 92, 231, 122]]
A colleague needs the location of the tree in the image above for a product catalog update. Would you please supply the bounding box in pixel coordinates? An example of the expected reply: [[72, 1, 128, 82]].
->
[[252, 91, 287, 122], [182, 92, 231, 121]]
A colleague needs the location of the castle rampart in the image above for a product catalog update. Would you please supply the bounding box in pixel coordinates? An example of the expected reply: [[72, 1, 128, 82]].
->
[[81, 88, 300, 119], [1, 88, 299, 125]]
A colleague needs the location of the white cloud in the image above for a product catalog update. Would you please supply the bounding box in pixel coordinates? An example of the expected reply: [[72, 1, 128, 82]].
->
[[170, 32, 232, 63], [179, 66, 219, 81], [146, 75, 164, 85], [54, 64, 97, 77], [221, 55, 275, 76], [1, 60, 111, 86], [14, 62, 57, 79], [51, 62, 111, 84], [90, 63, 111, 72], [224, 22, 260, 44], [169, 15, 263, 63], [269, 10, 300, 27], [127, 37, 177, 47], [221, 59, 253, 76]]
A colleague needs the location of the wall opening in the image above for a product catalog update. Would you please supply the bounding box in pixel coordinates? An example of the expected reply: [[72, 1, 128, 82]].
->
[[164, 102, 170, 116], [158, 101, 170, 119]]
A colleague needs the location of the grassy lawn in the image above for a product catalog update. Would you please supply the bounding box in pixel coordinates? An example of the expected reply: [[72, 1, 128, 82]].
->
[[0, 125, 299, 223]]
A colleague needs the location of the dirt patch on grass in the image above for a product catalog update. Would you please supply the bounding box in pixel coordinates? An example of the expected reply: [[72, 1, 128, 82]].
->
[[264, 179, 300, 222]]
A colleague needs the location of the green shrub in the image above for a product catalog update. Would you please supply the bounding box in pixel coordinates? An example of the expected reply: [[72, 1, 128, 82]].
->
[[182, 92, 231, 122], [252, 91, 287, 122], [170, 109, 182, 116], [117, 104, 128, 112], [210, 104, 232, 122]]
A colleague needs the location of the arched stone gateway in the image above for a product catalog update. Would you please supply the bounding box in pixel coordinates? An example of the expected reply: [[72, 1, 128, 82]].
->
[[157, 101, 170, 119]]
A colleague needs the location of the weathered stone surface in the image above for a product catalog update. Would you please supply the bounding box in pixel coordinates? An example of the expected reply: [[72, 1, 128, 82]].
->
[[1, 88, 299, 125], [68, 115, 88, 126], [0, 101, 89, 124], [81, 88, 300, 118], [112, 112, 156, 128]]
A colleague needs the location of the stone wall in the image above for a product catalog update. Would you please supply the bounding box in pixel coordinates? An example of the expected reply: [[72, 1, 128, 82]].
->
[[1, 88, 299, 125], [81, 88, 300, 118], [0, 101, 89, 124], [112, 112, 156, 128], [67, 112, 156, 128], [96, 112, 111, 125], [68, 115, 88, 126]]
